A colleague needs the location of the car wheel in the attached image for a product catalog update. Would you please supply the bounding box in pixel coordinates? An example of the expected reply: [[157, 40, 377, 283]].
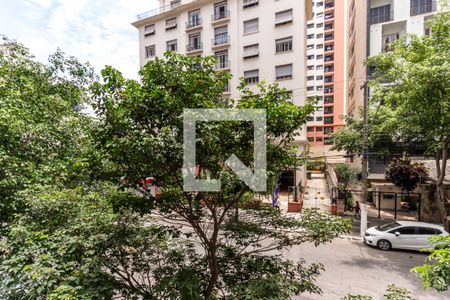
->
[[377, 239, 392, 251]]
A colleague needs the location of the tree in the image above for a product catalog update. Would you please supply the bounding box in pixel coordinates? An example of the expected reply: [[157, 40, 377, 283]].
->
[[334, 163, 358, 209], [91, 52, 352, 298], [385, 158, 428, 192], [342, 284, 417, 300], [365, 10, 450, 230], [411, 235, 450, 292]]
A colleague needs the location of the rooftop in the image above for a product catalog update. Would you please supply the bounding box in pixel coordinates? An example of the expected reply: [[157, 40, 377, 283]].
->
[[136, 0, 197, 22]]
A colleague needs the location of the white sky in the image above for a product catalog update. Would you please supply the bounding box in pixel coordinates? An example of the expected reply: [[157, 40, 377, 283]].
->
[[0, 0, 160, 79]]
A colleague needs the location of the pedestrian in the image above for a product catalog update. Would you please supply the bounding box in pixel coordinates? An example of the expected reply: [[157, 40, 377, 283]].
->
[[353, 201, 361, 219]]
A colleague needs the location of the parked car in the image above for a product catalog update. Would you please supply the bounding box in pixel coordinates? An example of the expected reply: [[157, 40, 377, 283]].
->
[[364, 221, 449, 251]]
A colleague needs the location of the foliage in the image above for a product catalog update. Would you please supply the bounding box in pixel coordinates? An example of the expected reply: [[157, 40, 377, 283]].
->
[[365, 11, 450, 229], [0, 37, 97, 230], [385, 158, 429, 192], [411, 235, 450, 292], [91, 52, 352, 298], [307, 160, 325, 171], [341, 284, 417, 300]]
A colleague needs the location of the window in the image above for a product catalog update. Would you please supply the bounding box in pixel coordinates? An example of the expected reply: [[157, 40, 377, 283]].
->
[[243, 0, 259, 9], [417, 227, 438, 235], [316, 75, 323, 80], [144, 24, 155, 36], [325, 23, 333, 30], [307, 137, 314, 142], [244, 69, 259, 84], [214, 26, 229, 45], [213, 1, 229, 21], [316, 117, 323, 122], [316, 1, 323, 7], [170, 0, 181, 9], [276, 64, 293, 80], [324, 87, 333, 94], [276, 37, 293, 53], [243, 44, 259, 59], [307, 55, 314, 60], [166, 17, 177, 30], [316, 65, 323, 70], [324, 126, 333, 134], [307, 23, 314, 29], [316, 44, 323, 49], [325, 44, 333, 51], [215, 50, 229, 69], [307, 65, 314, 70], [187, 10, 201, 28], [378, 222, 401, 232], [307, 34, 314, 39], [316, 86, 323, 91], [307, 127, 314, 132], [324, 76, 333, 83], [369, 5, 391, 24], [316, 54, 323, 59], [307, 44, 314, 50], [325, 12, 334, 19], [316, 33, 323, 39], [244, 18, 259, 34], [324, 55, 333, 62], [324, 106, 333, 114], [316, 23, 323, 28], [275, 9, 293, 26], [324, 65, 333, 72], [307, 86, 314, 91], [307, 116, 314, 122], [166, 39, 177, 52], [307, 76, 314, 81], [392, 227, 416, 235], [324, 117, 334, 125], [187, 33, 202, 51], [411, 0, 436, 16], [325, 33, 334, 40], [145, 45, 155, 58], [324, 96, 333, 104], [316, 137, 323, 142]]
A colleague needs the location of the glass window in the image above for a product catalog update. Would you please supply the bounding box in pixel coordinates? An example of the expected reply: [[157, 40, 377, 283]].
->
[[276, 64, 293, 80], [276, 37, 293, 53], [243, 44, 259, 58], [244, 18, 259, 34], [144, 24, 155, 36], [166, 17, 177, 30], [244, 69, 259, 84], [275, 9, 293, 26], [417, 227, 439, 235], [145, 45, 155, 58], [166, 40, 177, 52]]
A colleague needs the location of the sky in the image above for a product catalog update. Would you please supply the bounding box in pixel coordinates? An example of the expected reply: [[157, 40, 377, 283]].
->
[[0, 0, 160, 79]]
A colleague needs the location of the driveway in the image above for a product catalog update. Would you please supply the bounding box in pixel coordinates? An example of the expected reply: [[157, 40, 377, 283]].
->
[[285, 238, 449, 300]]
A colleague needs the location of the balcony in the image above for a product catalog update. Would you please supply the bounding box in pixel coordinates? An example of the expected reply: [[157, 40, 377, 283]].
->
[[215, 60, 230, 70], [211, 10, 230, 24], [186, 18, 202, 31], [325, 1, 335, 9], [137, 0, 196, 21], [186, 42, 203, 54], [211, 34, 230, 49], [411, 0, 437, 16]]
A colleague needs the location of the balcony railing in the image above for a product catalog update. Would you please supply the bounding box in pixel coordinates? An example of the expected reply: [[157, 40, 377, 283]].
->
[[215, 60, 230, 70], [137, 0, 196, 20], [186, 42, 203, 52], [212, 10, 230, 22], [186, 18, 202, 29], [410, 0, 437, 16], [212, 34, 229, 46]]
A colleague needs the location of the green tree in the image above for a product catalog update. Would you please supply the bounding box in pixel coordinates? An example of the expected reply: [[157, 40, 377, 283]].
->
[[91, 52, 352, 298], [342, 284, 417, 300], [385, 158, 429, 192], [334, 163, 358, 209], [365, 11, 450, 229], [411, 235, 450, 292]]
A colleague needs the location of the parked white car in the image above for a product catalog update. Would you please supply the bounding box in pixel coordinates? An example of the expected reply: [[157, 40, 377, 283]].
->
[[364, 221, 449, 251]]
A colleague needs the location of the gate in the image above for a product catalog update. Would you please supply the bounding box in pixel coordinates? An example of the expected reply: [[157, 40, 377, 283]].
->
[[303, 186, 331, 210], [375, 192, 421, 221]]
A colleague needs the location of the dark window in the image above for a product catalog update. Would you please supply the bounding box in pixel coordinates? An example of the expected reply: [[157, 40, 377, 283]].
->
[[316, 137, 323, 142], [369, 5, 391, 25], [307, 127, 314, 132], [324, 126, 333, 134], [411, 0, 436, 16], [417, 227, 439, 235], [324, 117, 334, 125], [395, 227, 416, 235], [307, 137, 314, 142], [324, 96, 333, 104], [324, 106, 334, 114]]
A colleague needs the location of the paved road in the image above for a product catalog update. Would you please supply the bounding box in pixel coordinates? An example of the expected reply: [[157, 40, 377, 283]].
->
[[284, 238, 449, 300]]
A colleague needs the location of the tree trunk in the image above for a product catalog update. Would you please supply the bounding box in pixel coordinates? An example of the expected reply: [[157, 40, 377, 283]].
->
[[436, 141, 449, 232], [204, 244, 219, 299]]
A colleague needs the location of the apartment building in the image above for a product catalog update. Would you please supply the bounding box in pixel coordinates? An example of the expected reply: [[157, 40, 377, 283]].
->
[[132, 0, 312, 106], [132, 0, 313, 191], [305, 0, 346, 146], [346, 0, 445, 118]]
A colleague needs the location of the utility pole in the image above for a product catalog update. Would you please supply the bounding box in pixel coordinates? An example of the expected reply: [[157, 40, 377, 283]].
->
[[360, 81, 369, 236]]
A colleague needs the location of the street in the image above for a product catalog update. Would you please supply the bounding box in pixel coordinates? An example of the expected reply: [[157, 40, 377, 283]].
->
[[285, 238, 450, 300]]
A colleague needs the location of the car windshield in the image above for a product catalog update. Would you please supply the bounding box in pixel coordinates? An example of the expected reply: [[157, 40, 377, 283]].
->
[[377, 222, 401, 231]]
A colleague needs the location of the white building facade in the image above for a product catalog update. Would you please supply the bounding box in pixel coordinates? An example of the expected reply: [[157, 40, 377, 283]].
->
[[368, 0, 443, 57], [132, 0, 312, 106]]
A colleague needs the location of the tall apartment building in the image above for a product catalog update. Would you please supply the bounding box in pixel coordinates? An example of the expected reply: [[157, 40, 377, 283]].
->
[[132, 0, 313, 190], [132, 0, 312, 106], [305, 0, 346, 147], [347, 0, 444, 118]]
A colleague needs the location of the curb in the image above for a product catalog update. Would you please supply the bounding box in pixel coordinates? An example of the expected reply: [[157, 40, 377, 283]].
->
[[339, 235, 363, 241]]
